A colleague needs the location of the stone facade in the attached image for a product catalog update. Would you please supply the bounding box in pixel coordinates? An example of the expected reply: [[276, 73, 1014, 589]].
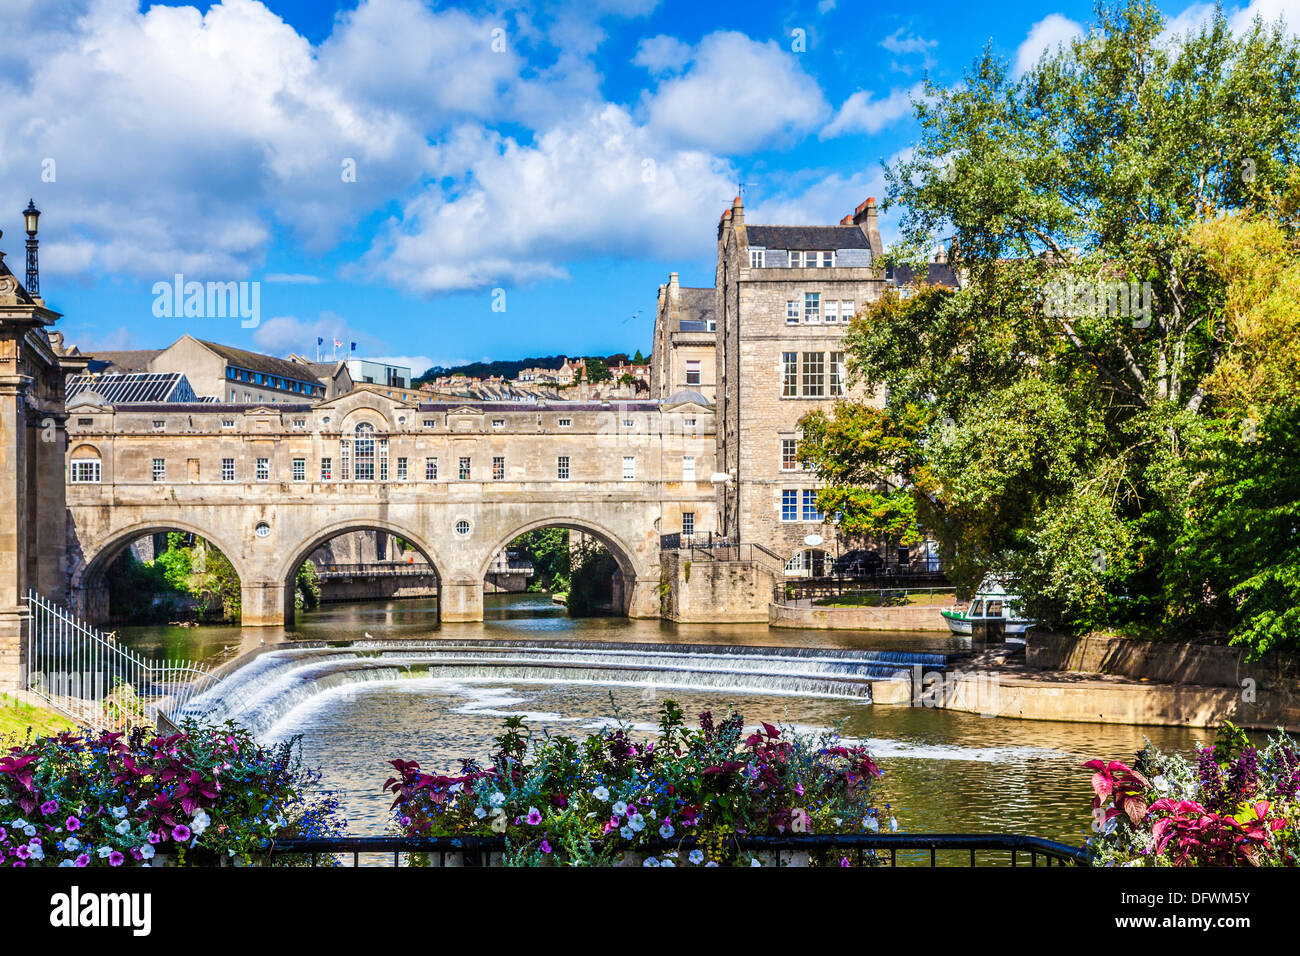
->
[[650, 272, 717, 402], [63, 389, 717, 627], [714, 195, 891, 569], [0, 242, 88, 691]]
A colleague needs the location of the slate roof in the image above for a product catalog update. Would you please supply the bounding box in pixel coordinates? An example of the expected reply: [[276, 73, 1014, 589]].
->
[[85, 349, 162, 374], [746, 225, 872, 251], [664, 389, 712, 407], [417, 402, 662, 413], [197, 340, 323, 384], [677, 287, 716, 330]]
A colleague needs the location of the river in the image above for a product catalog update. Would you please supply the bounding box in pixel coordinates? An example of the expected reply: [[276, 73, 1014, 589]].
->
[[115, 593, 1212, 844]]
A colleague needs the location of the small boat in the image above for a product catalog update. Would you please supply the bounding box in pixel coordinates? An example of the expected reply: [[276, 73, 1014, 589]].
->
[[940, 576, 1035, 637]]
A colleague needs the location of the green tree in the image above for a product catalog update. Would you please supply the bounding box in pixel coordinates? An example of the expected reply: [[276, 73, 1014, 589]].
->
[[801, 1, 1300, 637], [585, 358, 611, 384]]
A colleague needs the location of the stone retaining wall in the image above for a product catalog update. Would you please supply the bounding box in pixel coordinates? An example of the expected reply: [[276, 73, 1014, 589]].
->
[[768, 600, 955, 631], [659, 551, 774, 623], [1027, 631, 1293, 689]]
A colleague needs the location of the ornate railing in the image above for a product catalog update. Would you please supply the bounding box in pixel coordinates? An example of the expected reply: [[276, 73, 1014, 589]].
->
[[24, 590, 212, 731], [269, 833, 1088, 867]]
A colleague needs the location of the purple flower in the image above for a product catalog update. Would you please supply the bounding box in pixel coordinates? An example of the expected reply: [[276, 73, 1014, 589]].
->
[[147, 831, 161, 844], [40, 800, 58, 815], [75, 853, 90, 867], [525, 807, 542, 826], [14, 845, 30, 859], [109, 851, 125, 867], [540, 840, 552, 854], [171, 824, 192, 842], [65, 817, 81, 832]]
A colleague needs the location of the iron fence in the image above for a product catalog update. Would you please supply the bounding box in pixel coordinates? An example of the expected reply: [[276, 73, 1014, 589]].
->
[[774, 580, 956, 607], [269, 833, 1088, 867], [24, 590, 212, 732]]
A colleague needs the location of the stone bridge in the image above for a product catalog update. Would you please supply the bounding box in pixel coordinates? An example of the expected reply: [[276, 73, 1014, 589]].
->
[[63, 387, 718, 625]]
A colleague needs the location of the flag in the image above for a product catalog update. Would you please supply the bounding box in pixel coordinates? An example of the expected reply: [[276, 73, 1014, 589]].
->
[[317, 337, 323, 346], [350, 342, 357, 352], [333, 338, 342, 349]]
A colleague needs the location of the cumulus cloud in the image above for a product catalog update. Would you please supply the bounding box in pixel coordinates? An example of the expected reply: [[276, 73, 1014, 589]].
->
[[1013, 14, 1085, 77], [251, 313, 383, 356], [633, 34, 693, 76], [365, 105, 737, 295], [879, 28, 938, 57], [821, 84, 922, 138], [643, 31, 829, 153]]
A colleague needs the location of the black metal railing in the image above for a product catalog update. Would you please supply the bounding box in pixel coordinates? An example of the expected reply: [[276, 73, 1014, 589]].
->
[[776, 572, 951, 603], [269, 833, 1088, 867], [773, 581, 956, 608]]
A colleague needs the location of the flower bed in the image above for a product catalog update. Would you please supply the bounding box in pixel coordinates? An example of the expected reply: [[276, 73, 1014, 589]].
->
[[1085, 724, 1300, 866], [0, 722, 342, 867], [384, 701, 892, 866]]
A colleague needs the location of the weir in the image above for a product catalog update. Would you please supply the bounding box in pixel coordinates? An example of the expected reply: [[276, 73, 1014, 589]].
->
[[176, 640, 955, 737]]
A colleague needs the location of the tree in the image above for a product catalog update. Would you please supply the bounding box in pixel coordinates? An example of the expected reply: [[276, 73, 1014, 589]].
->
[[801, 0, 1300, 638], [585, 358, 611, 384]]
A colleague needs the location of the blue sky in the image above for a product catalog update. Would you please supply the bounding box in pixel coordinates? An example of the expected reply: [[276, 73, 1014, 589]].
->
[[0, 0, 1290, 374]]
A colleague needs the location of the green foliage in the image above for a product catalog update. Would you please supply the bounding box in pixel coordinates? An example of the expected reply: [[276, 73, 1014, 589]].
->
[[567, 540, 618, 616], [512, 528, 570, 592], [584, 358, 611, 383], [295, 561, 322, 611], [800, 2, 1300, 644], [105, 533, 241, 623]]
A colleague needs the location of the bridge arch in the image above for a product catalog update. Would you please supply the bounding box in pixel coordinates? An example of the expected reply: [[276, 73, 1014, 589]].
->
[[70, 518, 252, 625], [275, 517, 448, 626], [477, 515, 649, 618]]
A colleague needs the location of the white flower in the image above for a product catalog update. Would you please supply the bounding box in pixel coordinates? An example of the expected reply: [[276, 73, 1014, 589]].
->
[[98, 846, 112, 858], [643, 857, 659, 867], [629, 814, 645, 833], [63, 837, 80, 851], [191, 810, 211, 837], [111, 806, 127, 819], [11, 818, 27, 828], [888, 817, 899, 832], [1153, 776, 1171, 793], [592, 786, 610, 801], [658, 822, 674, 839], [58, 859, 75, 867], [473, 807, 487, 819], [864, 816, 879, 832], [705, 861, 718, 867], [28, 843, 44, 861], [750, 857, 761, 867], [612, 801, 628, 816], [489, 792, 505, 808], [23, 825, 36, 837], [660, 859, 675, 867], [619, 825, 633, 839], [689, 849, 705, 865], [115, 819, 130, 834], [140, 844, 155, 859]]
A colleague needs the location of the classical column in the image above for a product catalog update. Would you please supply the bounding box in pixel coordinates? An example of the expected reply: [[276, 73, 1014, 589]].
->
[[0, 371, 31, 692]]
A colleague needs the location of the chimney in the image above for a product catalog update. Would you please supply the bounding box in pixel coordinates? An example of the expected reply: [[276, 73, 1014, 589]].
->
[[731, 194, 744, 227], [668, 271, 680, 313], [839, 215, 853, 225], [934, 244, 948, 265], [852, 197, 883, 258]]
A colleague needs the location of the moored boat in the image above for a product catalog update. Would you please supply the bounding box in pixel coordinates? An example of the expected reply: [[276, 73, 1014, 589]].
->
[[940, 576, 1035, 637]]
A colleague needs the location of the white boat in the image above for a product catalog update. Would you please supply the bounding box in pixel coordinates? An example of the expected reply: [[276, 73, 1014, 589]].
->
[[940, 576, 1035, 637]]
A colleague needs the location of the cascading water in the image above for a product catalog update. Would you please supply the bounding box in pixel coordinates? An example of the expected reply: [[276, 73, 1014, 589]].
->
[[179, 639, 953, 738]]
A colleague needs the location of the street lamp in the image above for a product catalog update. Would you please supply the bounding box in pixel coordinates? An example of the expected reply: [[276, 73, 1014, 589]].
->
[[23, 200, 39, 297]]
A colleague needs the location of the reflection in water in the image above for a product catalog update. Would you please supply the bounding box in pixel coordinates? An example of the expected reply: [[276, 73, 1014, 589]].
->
[[115, 594, 1213, 843]]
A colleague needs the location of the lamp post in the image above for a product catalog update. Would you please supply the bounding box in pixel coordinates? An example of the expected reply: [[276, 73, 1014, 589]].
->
[[23, 200, 40, 297]]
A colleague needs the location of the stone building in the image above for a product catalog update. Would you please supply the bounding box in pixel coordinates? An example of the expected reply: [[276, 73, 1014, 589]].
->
[[650, 272, 717, 402], [0, 232, 88, 691], [140, 334, 331, 404], [713, 195, 893, 570]]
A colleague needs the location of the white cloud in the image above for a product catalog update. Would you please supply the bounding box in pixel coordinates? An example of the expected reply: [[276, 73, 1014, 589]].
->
[[251, 313, 383, 356], [821, 84, 922, 138], [1162, 0, 1298, 40], [264, 273, 323, 284], [643, 31, 829, 153], [819, 0, 837, 13], [367, 355, 438, 375], [880, 28, 938, 57], [632, 34, 692, 76], [365, 105, 737, 295], [1013, 14, 1085, 77]]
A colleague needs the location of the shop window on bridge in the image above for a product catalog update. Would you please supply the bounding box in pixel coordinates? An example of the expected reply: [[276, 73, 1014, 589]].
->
[[321, 457, 333, 481], [425, 457, 438, 480], [292, 458, 306, 482], [354, 422, 376, 480], [70, 457, 101, 484], [459, 457, 471, 480]]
